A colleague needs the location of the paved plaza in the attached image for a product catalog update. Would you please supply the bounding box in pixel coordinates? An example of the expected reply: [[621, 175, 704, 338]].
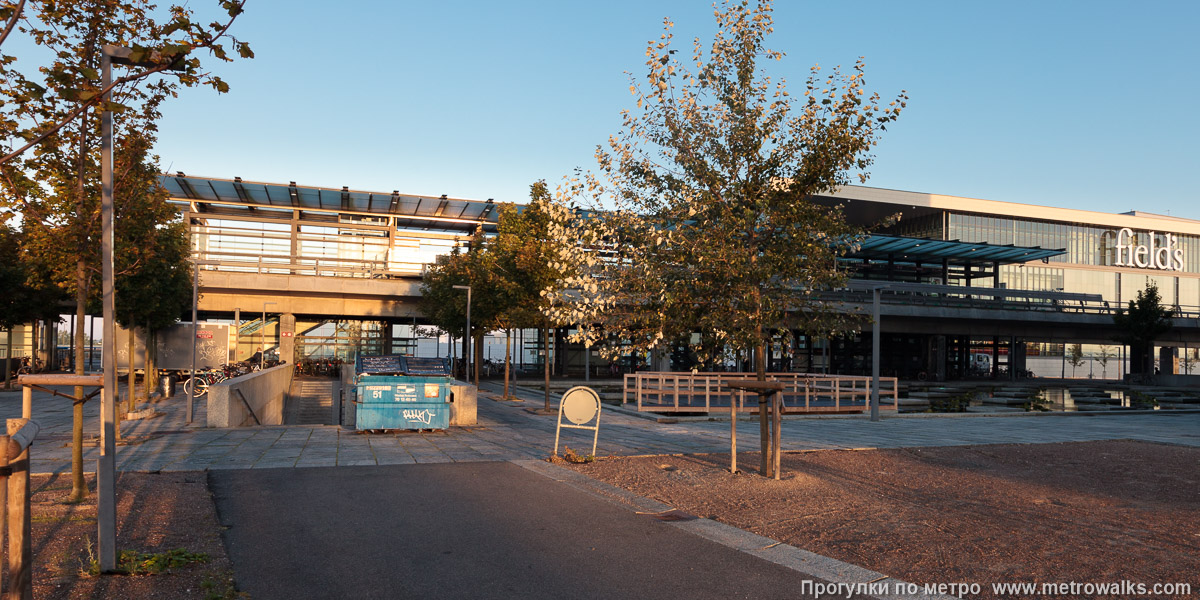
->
[[0, 381, 1197, 475]]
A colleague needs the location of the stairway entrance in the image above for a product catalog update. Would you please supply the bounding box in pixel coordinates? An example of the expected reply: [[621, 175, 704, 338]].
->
[[285, 377, 340, 425]]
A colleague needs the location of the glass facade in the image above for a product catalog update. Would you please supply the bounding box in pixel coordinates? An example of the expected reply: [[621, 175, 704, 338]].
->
[[878, 210, 1200, 310], [946, 213, 1200, 274]]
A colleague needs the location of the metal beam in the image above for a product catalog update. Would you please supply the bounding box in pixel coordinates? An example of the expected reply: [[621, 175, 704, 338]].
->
[[845, 280, 1102, 302]]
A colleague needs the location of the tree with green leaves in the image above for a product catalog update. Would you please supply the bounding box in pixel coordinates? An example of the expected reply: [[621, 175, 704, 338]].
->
[[0, 221, 65, 388], [545, 0, 905, 477], [0, 0, 251, 165], [1096, 344, 1114, 379], [1067, 343, 1084, 378], [112, 135, 191, 413], [1113, 282, 1173, 377], [419, 228, 510, 385], [1, 0, 250, 501], [491, 180, 574, 410]]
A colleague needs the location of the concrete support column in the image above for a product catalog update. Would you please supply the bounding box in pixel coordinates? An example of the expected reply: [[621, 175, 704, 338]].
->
[[1010, 336, 1021, 380], [1159, 346, 1177, 375], [280, 313, 296, 365], [233, 308, 241, 362], [992, 335, 1000, 379], [382, 320, 393, 355]]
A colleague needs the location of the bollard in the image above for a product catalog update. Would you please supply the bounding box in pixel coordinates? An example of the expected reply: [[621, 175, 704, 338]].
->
[[7, 418, 32, 600]]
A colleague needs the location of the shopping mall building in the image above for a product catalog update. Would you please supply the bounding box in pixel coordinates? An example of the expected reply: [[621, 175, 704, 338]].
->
[[150, 174, 1200, 382]]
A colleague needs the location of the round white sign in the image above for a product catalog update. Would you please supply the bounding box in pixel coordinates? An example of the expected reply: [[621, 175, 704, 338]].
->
[[561, 386, 600, 425]]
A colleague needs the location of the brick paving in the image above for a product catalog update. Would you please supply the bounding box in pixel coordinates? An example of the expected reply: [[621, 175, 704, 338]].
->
[[0, 380, 1197, 475]]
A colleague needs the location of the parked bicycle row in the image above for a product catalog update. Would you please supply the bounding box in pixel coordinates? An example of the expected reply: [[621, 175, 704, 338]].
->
[[180, 360, 260, 398]]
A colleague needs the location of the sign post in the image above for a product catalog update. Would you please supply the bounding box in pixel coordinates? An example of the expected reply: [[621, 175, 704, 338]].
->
[[554, 386, 602, 457]]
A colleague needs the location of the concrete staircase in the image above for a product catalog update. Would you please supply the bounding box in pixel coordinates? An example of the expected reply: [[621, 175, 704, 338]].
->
[[289, 378, 336, 425]]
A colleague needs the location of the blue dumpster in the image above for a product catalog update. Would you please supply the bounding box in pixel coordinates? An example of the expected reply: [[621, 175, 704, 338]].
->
[[354, 355, 452, 430]]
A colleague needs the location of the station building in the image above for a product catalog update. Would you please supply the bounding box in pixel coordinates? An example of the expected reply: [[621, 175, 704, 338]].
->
[[152, 174, 1200, 382]]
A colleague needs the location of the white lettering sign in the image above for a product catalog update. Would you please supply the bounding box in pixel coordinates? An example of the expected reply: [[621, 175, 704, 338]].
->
[[402, 409, 435, 425], [1112, 228, 1185, 271]]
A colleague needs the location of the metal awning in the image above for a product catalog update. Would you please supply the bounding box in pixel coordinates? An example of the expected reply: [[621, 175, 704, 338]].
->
[[849, 234, 1064, 264], [160, 173, 500, 233]]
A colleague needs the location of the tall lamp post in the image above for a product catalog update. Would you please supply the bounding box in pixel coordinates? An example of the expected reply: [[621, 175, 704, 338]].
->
[[452, 285, 471, 383], [262, 301, 277, 370], [870, 285, 884, 422], [188, 258, 219, 424], [99, 43, 183, 574]]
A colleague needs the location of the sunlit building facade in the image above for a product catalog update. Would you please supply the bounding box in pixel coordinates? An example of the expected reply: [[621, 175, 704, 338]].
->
[[149, 175, 1200, 382]]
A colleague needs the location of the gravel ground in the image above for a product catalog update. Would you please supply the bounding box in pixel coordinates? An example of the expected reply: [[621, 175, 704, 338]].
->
[[24, 472, 237, 600], [568, 440, 1200, 599]]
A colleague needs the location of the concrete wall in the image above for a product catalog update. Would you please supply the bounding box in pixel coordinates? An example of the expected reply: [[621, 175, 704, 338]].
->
[[449, 382, 477, 426], [207, 364, 293, 427], [198, 271, 423, 318], [1154, 374, 1200, 387], [340, 364, 357, 428]]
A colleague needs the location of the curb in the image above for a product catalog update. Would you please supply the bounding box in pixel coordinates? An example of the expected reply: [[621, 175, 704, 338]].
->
[[512, 459, 957, 600]]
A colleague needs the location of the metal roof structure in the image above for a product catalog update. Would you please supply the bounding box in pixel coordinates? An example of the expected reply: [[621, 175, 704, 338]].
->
[[160, 173, 500, 233], [848, 234, 1064, 265], [161, 175, 1064, 266]]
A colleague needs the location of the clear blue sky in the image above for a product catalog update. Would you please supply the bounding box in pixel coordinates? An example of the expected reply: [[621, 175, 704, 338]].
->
[[152, 0, 1199, 217]]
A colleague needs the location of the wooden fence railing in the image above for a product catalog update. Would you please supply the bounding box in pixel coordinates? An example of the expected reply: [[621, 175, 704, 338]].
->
[[623, 371, 899, 414], [1, 417, 41, 600]]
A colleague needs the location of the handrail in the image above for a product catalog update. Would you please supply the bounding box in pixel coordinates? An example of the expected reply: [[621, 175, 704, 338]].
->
[[822, 289, 1200, 320], [5, 420, 39, 459], [625, 371, 899, 414], [1, 417, 40, 598]]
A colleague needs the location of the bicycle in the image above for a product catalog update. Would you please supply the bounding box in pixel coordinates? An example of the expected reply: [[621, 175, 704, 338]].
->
[[182, 368, 228, 398]]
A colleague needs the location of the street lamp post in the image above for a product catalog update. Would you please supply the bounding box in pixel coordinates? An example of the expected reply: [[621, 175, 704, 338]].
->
[[98, 43, 183, 574], [188, 258, 218, 424], [262, 301, 277, 370], [870, 285, 883, 422], [452, 285, 471, 383]]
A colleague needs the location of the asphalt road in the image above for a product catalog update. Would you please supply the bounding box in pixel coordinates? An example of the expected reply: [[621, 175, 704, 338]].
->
[[209, 462, 850, 600]]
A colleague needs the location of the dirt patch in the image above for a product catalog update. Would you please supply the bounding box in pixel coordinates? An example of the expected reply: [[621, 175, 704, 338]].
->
[[24, 471, 238, 599], [568, 440, 1200, 598]]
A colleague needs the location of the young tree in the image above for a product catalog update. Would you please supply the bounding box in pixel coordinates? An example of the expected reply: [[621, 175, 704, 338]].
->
[[112, 140, 192, 412], [1, 0, 250, 501], [545, 0, 904, 476], [0, 221, 65, 388], [491, 181, 574, 410], [1096, 344, 1114, 379], [419, 228, 509, 385], [1113, 283, 1173, 378], [1067, 343, 1084, 378], [0, 0, 250, 165]]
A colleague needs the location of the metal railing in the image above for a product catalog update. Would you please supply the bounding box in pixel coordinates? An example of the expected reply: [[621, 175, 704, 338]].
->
[[623, 371, 899, 414], [1, 417, 41, 599], [193, 251, 426, 279], [826, 288, 1200, 320]]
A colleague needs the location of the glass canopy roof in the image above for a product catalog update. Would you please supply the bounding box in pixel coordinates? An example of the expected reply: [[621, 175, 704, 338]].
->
[[849, 234, 1064, 265], [160, 174, 499, 233], [161, 175, 1065, 265]]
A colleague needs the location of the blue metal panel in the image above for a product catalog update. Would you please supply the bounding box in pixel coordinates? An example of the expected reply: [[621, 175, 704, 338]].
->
[[355, 375, 452, 430], [356, 403, 449, 430]]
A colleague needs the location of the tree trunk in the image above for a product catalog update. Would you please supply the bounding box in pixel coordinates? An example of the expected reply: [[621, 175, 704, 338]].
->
[[474, 330, 483, 386], [70, 265, 87, 502], [3, 327, 12, 390], [141, 321, 151, 402], [543, 323, 551, 411], [127, 325, 136, 412], [460, 332, 468, 382], [756, 339, 772, 478], [146, 327, 157, 399], [30, 320, 38, 373], [503, 328, 511, 399]]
